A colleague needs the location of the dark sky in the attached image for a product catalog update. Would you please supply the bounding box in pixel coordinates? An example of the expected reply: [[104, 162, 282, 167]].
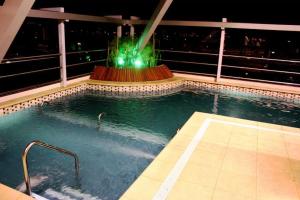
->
[[1, 0, 300, 24]]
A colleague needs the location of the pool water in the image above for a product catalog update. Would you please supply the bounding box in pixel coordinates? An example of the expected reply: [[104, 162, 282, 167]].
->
[[0, 89, 300, 200]]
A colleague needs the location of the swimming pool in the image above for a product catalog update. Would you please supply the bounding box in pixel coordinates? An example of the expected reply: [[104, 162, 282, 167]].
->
[[0, 89, 300, 200]]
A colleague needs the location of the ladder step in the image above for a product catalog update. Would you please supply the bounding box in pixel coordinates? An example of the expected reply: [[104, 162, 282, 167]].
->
[[44, 188, 76, 200], [62, 186, 101, 200]]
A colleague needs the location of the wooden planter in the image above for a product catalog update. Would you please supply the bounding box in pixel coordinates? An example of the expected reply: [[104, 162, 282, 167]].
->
[[90, 65, 173, 82]]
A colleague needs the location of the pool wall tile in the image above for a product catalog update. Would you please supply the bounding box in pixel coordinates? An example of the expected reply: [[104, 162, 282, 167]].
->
[[184, 80, 300, 103]]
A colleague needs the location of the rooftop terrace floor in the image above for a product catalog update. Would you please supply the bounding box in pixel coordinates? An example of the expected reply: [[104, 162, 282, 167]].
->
[[121, 112, 300, 200]]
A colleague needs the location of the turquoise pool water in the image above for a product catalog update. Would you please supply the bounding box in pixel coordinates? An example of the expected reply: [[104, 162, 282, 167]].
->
[[0, 89, 300, 200]]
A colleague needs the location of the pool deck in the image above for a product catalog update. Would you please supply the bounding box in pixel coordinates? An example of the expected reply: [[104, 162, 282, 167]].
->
[[120, 112, 300, 200], [0, 184, 33, 200]]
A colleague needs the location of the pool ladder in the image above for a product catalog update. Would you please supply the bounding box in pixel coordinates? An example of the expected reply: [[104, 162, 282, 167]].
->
[[21, 140, 80, 196]]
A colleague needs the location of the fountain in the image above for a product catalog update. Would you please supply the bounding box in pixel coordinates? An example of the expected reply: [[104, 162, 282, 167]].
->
[[90, 0, 174, 82]]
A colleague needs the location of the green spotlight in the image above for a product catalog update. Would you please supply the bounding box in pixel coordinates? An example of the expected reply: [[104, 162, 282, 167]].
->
[[117, 57, 125, 66], [134, 59, 143, 68]]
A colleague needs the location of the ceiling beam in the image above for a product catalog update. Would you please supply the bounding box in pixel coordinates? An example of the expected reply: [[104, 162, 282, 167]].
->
[[0, 0, 35, 62], [136, 0, 173, 52], [28, 9, 123, 24]]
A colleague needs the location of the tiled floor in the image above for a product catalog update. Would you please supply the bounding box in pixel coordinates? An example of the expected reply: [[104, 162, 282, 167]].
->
[[120, 112, 300, 200], [0, 184, 33, 200]]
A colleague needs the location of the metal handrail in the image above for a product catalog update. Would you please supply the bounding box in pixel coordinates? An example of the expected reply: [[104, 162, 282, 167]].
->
[[0, 66, 60, 79], [66, 59, 106, 68], [157, 49, 219, 56], [66, 49, 107, 55], [222, 64, 300, 75], [161, 58, 300, 75], [2, 53, 61, 62], [171, 70, 215, 77], [223, 54, 300, 64], [222, 75, 300, 86], [22, 140, 80, 196], [159, 59, 217, 66], [1, 56, 59, 64], [157, 49, 300, 64]]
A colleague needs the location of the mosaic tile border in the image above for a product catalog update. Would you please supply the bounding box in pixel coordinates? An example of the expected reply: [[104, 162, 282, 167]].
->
[[185, 80, 300, 103], [1, 79, 300, 116], [0, 84, 88, 115]]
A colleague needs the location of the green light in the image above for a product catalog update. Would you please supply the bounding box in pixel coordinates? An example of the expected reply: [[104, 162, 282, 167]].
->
[[134, 59, 142, 68], [117, 57, 125, 65], [109, 37, 158, 69]]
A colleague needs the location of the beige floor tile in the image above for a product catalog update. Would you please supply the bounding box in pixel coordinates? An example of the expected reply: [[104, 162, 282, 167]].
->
[[213, 188, 255, 200], [292, 172, 300, 198], [16, 194, 34, 200], [215, 170, 256, 199], [229, 130, 257, 151], [289, 159, 300, 172], [188, 148, 224, 169], [178, 124, 201, 138], [286, 142, 300, 160], [202, 125, 231, 146], [155, 147, 185, 164], [258, 129, 284, 143], [177, 162, 220, 188], [166, 135, 193, 150], [166, 181, 213, 200], [284, 134, 300, 145], [257, 176, 299, 200], [196, 141, 228, 155], [258, 137, 287, 157], [257, 122, 283, 130], [281, 126, 300, 134], [184, 113, 208, 126], [0, 184, 33, 200], [257, 154, 291, 174], [0, 184, 20, 200], [222, 148, 257, 176], [208, 121, 233, 133], [231, 127, 258, 137], [142, 160, 175, 181], [121, 176, 162, 200], [226, 117, 258, 126]]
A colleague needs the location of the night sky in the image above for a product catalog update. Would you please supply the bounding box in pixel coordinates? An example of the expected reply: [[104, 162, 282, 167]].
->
[[0, 0, 298, 24], [31, 0, 300, 24]]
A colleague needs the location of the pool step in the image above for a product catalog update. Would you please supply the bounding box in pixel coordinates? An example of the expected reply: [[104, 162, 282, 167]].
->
[[44, 188, 76, 200], [44, 187, 101, 200], [62, 186, 101, 200], [32, 193, 49, 200]]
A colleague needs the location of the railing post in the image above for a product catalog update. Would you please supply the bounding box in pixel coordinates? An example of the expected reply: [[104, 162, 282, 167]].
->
[[41, 7, 67, 87], [130, 16, 139, 38], [216, 18, 227, 82], [106, 15, 122, 50], [58, 9, 67, 87]]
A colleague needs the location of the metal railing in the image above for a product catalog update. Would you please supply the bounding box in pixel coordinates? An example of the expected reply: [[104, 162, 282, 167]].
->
[[0, 49, 108, 95], [67, 59, 107, 68], [22, 140, 80, 196], [0, 49, 107, 79], [157, 48, 300, 86], [0, 53, 61, 80], [66, 49, 107, 55], [1, 53, 61, 63]]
